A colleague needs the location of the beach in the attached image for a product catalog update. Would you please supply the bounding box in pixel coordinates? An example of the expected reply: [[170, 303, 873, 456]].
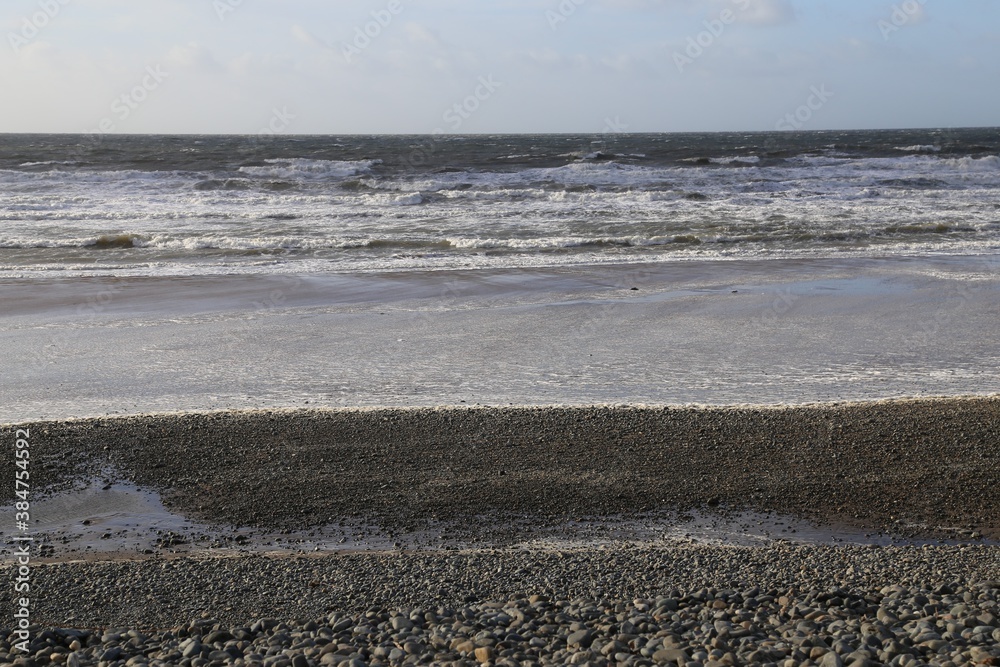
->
[[4, 0, 1000, 657], [3, 545, 1000, 666], [3, 255, 999, 423], [2, 399, 1000, 664], [3, 259, 1000, 667], [4, 398, 1000, 543], [2, 132, 999, 665], [4, 263, 1000, 667]]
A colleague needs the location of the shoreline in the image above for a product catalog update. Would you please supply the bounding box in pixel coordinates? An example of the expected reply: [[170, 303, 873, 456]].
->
[[6, 392, 1000, 426], [3, 253, 996, 319], [4, 253, 1000, 423]]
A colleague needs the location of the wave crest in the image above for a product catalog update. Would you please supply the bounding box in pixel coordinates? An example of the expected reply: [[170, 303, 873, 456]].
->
[[238, 158, 381, 180]]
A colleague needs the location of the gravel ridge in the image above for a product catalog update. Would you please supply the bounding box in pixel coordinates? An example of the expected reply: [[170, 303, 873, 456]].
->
[[3, 397, 999, 541]]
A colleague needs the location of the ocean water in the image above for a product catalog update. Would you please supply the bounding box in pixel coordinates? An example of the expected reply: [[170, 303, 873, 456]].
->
[[1, 128, 998, 278]]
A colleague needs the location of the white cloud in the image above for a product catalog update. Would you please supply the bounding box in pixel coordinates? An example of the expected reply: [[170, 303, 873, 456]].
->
[[596, 0, 794, 24], [291, 24, 327, 50], [736, 0, 795, 25], [166, 42, 216, 69], [404, 22, 444, 49]]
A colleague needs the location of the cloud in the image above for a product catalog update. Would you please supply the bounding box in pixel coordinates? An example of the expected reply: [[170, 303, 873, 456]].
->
[[596, 0, 794, 24], [166, 42, 217, 69], [735, 0, 795, 25], [291, 24, 329, 50], [513, 48, 593, 71], [404, 22, 445, 49], [1, 0, 997, 133]]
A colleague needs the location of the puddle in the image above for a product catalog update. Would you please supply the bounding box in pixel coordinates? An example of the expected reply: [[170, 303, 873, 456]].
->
[[0, 478, 993, 562], [0, 478, 211, 560], [0, 478, 415, 560], [489, 510, 996, 550]]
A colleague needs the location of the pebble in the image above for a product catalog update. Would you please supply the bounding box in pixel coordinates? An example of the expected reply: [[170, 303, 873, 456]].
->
[[2, 400, 999, 666], [0, 546, 997, 667], [0, 580, 996, 666]]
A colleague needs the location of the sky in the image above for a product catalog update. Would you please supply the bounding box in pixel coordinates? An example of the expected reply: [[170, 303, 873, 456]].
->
[[1, 0, 998, 134]]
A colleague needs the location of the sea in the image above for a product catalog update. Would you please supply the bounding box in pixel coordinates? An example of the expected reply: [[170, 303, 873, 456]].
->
[[1, 128, 998, 279], [2, 129, 1000, 421]]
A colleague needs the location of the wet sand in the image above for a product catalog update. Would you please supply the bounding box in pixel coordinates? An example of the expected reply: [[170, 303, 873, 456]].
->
[[2, 255, 999, 422]]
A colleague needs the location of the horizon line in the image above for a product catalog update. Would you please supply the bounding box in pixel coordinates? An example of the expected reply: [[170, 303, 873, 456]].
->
[[1, 126, 997, 137]]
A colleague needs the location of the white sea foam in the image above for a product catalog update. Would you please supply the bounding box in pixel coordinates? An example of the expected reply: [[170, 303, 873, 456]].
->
[[2, 142, 999, 279], [709, 156, 761, 165], [18, 160, 80, 167], [392, 193, 424, 206], [942, 155, 1000, 171], [895, 145, 942, 153], [238, 158, 381, 179]]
